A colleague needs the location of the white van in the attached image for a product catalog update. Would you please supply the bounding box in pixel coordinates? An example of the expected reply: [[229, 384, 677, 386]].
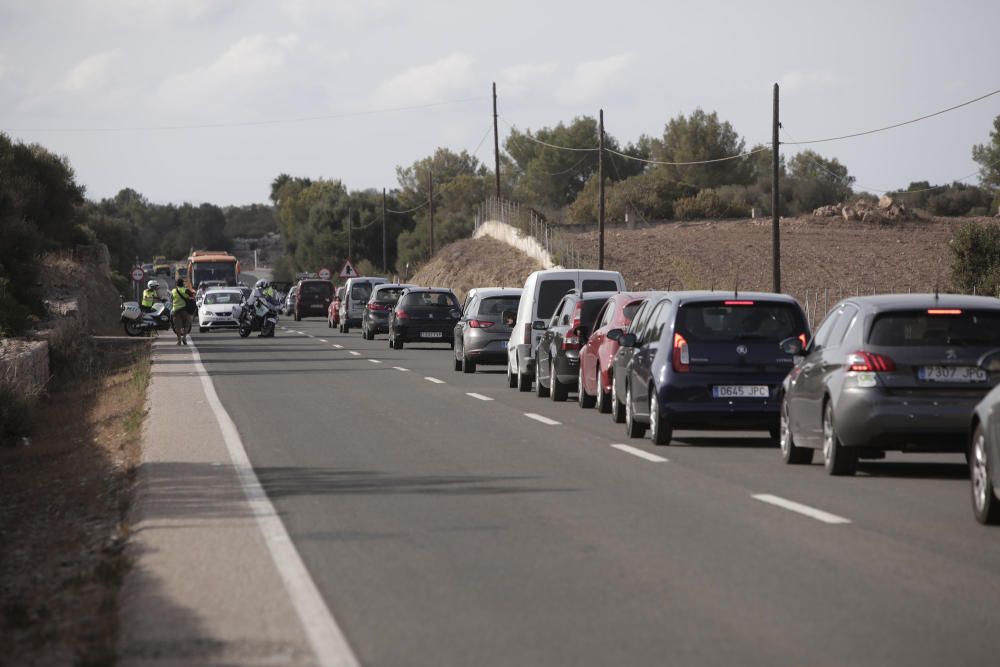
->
[[507, 269, 626, 391], [339, 276, 387, 333]]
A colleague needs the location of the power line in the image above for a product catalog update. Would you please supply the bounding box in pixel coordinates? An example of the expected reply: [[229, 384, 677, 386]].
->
[[500, 117, 598, 152], [779, 85, 1000, 146], [2, 96, 486, 133], [606, 145, 767, 166]]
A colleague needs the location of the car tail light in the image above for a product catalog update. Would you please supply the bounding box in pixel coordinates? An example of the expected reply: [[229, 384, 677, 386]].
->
[[724, 300, 755, 306], [673, 333, 690, 372], [798, 333, 808, 348], [395, 308, 409, 320], [562, 327, 581, 351], [571, 301, 583, 331], [847, 351, 895, 372], [469, 319, 495, 328], [369, 303, 389, 312], [927, 309, 962, 315]]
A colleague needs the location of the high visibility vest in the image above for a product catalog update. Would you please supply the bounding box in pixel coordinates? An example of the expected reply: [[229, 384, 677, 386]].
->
[[263, 287, 275, 298], [141, 289, 157, 308], [171, 288, 190, 312]]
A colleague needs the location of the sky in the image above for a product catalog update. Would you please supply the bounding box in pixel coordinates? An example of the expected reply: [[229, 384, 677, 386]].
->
[[1, 0, 998, 205]]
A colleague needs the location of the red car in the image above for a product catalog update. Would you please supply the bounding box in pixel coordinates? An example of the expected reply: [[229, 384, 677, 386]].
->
[[328, 286, 345, 328], [577, 292, 648, 412]]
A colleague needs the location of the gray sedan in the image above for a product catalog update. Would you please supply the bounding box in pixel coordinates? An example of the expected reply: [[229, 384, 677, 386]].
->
[[780, 294, 1000, 475], [453, 288, 522, 373]]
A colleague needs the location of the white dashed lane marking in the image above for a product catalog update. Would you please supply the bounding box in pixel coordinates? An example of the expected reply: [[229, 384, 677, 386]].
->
[[333, 344, 343, 349], [369, 359, 382, 364], [319, 339, 328, 343], [524, 413, 560, 426], [466, 393, 493, 401], [393, 367, 409, 372], [425, 377, 445, 384], [752, 494, 851, 525], [611, 444, 668, 463], [348, 351, 361, 356]]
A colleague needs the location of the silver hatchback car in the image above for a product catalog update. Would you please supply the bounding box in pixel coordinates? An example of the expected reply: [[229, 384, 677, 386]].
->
[[453, 288, 522, 373]]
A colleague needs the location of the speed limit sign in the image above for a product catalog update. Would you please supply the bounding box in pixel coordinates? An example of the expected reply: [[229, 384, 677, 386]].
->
[[131, 267, 145, 282]]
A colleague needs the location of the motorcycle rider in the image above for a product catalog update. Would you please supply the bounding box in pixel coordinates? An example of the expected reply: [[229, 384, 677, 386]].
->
[[171, 278, 196, 346], [141, 280, 159, 312], [245, 280, 278, 337]]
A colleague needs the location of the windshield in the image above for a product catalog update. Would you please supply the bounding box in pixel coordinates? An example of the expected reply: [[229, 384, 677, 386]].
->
[[478, 296, 521, 316], [678, 302, 804, 342], [868, 310, 1000, 347], [204, 292, 240, 305], [191, 261, 236, 286], [300, 281, 332, 297], [581, 299, 607, 327], [351, 283, 373, 301], [401, 292, 460, 308], [623, 300, 643, 322], [373, 287, 406, 303]]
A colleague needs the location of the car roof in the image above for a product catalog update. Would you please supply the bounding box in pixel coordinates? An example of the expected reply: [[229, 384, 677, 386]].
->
[[664, 290, 803, 306], [402, 287, 455, 294], [837, 293, 1000, 313], [373, 283, 415, 290], [468, 287, 523, 298]]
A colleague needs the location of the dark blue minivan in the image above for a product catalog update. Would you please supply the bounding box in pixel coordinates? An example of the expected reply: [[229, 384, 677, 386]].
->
[[616, 291, 809, 445]]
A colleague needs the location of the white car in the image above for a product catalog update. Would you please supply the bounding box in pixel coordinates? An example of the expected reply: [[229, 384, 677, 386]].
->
[[198, 288, 243, 332]]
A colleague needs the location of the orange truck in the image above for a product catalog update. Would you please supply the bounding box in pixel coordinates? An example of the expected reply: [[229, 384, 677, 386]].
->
[[187, 250, 240, 288]]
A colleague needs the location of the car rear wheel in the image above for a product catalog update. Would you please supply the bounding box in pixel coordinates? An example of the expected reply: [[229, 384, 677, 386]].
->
[[393, 334, 403, 350], [625, 384, 646, 438], [463, 357, 476, 374], [780, 398, 814, 464], [517, 366, 532, 392], [535, 358, 550, 398], [507, 362, 518, 388], [294, 311, 301, 322], [199, 326, 208, 333], [971, 425, 1000, 525], [550, 359, 567, 401], [823, 401, 856, 476], [649, 390, 672, 446], [578, 365, 595, 408], [453, 357, 462, 372], [365, 326, 374, 341], [596, 368, 611, 414], [611, 374, 626, 423]]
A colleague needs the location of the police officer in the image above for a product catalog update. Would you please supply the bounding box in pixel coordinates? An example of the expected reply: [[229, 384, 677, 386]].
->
[[171, 278, 196, 346], [141, 280, 159, 312]]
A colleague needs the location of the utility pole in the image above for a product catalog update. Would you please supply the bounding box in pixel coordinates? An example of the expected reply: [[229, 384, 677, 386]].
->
[[428, 168, 435, 256], [347, 207, 352, 262], [598, 108, 605, 270], [771, 83, 781, 293], [492, 82, 501, 199], [382, 188, 387, 274]]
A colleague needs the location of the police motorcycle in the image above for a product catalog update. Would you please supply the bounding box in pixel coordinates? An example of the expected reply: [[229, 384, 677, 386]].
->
[[235, 280, 279, 338], [121, 281, 173, 337]]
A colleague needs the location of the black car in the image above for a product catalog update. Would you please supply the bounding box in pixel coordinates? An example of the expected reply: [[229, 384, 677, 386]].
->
[[780, 294, 1000, 475], [970, 352, 1000, 524], [362, 283, 414, 340], [535, 291, 615, 401], [618, 291, 809, 445], [388, 288, 461, 350], [293, 279, 333, 321]]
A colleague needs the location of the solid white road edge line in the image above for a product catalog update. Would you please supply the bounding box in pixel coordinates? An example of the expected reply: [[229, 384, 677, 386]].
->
[[524, 413, 561, 426], [393, 367, 409, 372], [186, 340, 360, 667], [466, 392, 493, 401], [752, 493, 852, 525], [425, 376, 445, 384], [611, 444, 668, 463]]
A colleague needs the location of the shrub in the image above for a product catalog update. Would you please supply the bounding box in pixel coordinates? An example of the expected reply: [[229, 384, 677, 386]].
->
[[950, 221, 1000, 295], [48, 320, 97, 382], [673, 189, 750, 220], [0, 380, 35, 447]]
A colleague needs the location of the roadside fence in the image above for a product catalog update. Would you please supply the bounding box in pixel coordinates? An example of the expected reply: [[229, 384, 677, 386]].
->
[[475, 197, 586, 269]]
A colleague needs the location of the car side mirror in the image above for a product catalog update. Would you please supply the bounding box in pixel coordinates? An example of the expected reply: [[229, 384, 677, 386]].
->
[[607, 328, 623, 342], [780, 336, 805, 356], [979, 350, 1000, 373], [619, 333, 637, 348], [532, 320, 547, 331]]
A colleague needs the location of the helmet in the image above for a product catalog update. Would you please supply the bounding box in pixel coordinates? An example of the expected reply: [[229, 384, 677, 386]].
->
[[254, 279, 266, 289], [147, 280, 159, 290]]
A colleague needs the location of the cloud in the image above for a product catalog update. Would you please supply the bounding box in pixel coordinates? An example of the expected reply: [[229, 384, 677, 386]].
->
[[0, 54, 7, 80], [280, 0, 395, 27], [372, 52, 474, 107], [499, 63, 556, 96], [556, 53, 635, 105], [84, 0, 238, 24], [778, 69, 843, 91], [60, 50, 121, 94], [154, 35, 297, 111]]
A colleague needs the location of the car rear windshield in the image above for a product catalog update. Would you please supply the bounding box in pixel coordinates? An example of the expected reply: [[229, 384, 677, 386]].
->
[[479, 296, 520, 316], [582, 279, 619, 293], [401, 292, 460, 308], [204, 292, 239, 305], [623, 300, 643, 322], [373, 287, 406, 303], [350, 283, 373, 301], [300, 281, 332, 297], [537, 280, 575, 319], [581, 299, 607, 327], [868, 310, 1000, 347], [678, 302, 804, 342]]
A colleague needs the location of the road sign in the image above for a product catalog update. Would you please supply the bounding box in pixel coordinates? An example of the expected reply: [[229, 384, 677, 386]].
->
[[339, 260, 357, 279], [131, 267, 145, 282], [318, 267, 332, 281]]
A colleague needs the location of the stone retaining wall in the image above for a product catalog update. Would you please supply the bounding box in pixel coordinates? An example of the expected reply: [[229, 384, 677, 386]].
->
[[473, 220, 560, 269], [0, 340, 50, 397]]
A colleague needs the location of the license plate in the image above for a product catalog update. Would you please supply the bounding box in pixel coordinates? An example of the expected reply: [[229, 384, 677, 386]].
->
[[918, 366, 987, 383], [713, 385, 769, 398], [420, 331, 443, 338]]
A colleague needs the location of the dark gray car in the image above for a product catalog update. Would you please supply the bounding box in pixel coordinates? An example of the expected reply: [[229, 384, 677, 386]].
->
[[453, 288, 522, 374], [362, 283, 415, 340], [780, 294, 1000, 475]]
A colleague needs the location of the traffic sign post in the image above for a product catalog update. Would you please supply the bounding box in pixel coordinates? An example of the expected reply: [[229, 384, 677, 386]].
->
[[318, 267, 332, 281], [131, 267, 145, 302], [339, 260, 357, 279]]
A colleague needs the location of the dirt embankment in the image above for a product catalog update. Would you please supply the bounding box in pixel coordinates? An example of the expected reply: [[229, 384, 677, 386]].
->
[[411, 236, 543, 301], [40, 248, 124, 337], [570, 215, 980, 304]]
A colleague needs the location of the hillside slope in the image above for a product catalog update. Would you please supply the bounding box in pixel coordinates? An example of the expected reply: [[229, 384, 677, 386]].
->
[[411, 237, 542, 301]]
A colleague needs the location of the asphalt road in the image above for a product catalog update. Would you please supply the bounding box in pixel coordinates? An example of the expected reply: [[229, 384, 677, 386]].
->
[[190, 316, 1000, 667]]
